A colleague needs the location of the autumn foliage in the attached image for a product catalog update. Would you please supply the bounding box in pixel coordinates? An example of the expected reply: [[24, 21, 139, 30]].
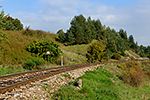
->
[[118, 61, 145, 87], [86, 40, 106, 63]]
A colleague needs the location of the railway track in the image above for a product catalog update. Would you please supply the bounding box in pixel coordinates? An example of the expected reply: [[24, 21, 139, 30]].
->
[[0, 60, 147, 94]]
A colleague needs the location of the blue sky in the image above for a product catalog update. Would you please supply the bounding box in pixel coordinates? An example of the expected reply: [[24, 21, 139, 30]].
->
[[0, 0, 150, 46]]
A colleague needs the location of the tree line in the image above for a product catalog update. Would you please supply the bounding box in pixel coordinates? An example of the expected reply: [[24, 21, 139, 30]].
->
[[57, 14, 150, 59]]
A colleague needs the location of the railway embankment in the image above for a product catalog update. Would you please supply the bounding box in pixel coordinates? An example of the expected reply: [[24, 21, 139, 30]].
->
[[0, 64, 100, 100]]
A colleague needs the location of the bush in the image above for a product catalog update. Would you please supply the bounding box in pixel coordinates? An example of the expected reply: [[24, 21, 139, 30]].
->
[[111, 53, 121, 60], [119, 61, 145, 87], [86, 40, 106, 63], [26, 40, 62, 63], [142, 61, 150, 76], [22, 59, 43, 70], [117, 64, 126, 69]]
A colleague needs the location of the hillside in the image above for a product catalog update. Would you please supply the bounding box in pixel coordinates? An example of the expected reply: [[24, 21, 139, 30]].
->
[[0, 30, 57, 65], [0, 30, 91, 72], [0, 27, 149, 77]]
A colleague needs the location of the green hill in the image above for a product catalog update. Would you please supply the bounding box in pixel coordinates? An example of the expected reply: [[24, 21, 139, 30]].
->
[[0, 30, 57, 65]]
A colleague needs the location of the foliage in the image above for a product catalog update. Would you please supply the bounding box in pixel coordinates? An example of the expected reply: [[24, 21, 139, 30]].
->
[[22, 59, 43, 70], [139, 45, 150, 58], [66, 30, 75, 45], [111, 53, 121, 60], [119, 61, 145, 87], [57, 29, 66, 42], [26, 40, 62, 63], [68, 14, 92, 44], [57, 14, 150, 59], [141, 61, 150, 76], [0, 10, 23, 30], [86, 40, 106, 63], [118, 29, 129, 50]]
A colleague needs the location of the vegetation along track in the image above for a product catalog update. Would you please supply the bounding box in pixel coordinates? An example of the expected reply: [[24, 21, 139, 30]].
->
[[0, 59, 147, 94]]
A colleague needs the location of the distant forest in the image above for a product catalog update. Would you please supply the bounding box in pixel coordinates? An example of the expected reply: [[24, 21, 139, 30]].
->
[[57, 14, 150, 58]]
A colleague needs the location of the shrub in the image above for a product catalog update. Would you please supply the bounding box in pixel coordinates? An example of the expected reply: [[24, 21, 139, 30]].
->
[[26, 40, 62, 63], [117, 64, 126, 69], [119, 61, 145, 87], [22, 59, 43, 70], [111, 53, 121, 60], [86, 40, 106, 63], [142, 61, 150, 76]]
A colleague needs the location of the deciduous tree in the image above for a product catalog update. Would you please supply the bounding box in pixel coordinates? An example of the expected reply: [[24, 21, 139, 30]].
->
[[86, 40, 106, 63]]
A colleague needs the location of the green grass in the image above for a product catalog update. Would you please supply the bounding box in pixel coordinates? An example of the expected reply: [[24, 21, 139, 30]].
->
[[60, 44, 89, 56], [1, 30, 57, 65], [62, 49, 87, 65], [52, 67, 150, 100], [60, 44, 89, 65], [0, 65, 28, 76]]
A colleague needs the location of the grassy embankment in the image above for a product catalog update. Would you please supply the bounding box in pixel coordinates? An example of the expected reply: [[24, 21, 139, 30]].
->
[[0, 30, 89, 75], [52, 61, 150, 100]]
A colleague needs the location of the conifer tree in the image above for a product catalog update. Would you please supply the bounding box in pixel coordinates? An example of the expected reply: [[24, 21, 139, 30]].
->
[[69, 14, 87, 44], [87, 17, 96, 39], [66, 30, 75, 45], [93, 19, 102, 40], [84, 22, 92, 44], [57, 29, 66, 42], [118, 29, 129, 49], [129, 35, 136, 50]]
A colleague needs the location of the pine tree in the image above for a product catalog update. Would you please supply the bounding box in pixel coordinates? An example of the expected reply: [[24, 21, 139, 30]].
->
[[57, 29, 66, 42], [84, 22, 92, 44], [119, 29, 129, 49], [69, 14, 87, 44], [93, 19, 102, 40], [87, 17, 96, 39], [129, 35, 136, 50], [66, 30, 75, 45]]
